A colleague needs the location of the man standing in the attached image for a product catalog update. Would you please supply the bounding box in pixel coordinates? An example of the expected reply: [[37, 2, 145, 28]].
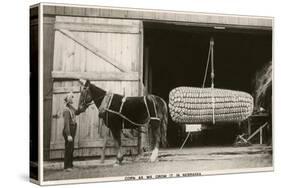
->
[[63, 92, 77, 171]]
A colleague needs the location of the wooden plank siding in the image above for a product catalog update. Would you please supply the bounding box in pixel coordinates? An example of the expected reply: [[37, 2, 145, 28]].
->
[[43, 5, 272, 30], [43, 16, 55, 160], [52, 71, 139, 81], [49, 16, 143, 159]]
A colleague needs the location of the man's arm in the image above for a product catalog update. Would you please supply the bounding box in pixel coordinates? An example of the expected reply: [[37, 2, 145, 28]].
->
[[67, 103, 80, 115], [63, 110, 71, 137]]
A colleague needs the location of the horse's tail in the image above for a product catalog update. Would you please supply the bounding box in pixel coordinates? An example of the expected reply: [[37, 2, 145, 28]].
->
[[155, 96, 168, 148]]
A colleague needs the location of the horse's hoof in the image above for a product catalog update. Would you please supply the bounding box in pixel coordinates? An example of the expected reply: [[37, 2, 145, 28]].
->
[[134, 156, 140, 162], [117, 156, 124, 163], [150, 148, 159, 162], [149, 155, 158, 162], [113, 159, 122, 166], [113, 163, 120, 167]]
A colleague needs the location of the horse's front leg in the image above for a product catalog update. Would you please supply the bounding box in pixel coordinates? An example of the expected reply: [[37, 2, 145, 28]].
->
[[150, 121, 160, 162], [112, 128, 123, 166]]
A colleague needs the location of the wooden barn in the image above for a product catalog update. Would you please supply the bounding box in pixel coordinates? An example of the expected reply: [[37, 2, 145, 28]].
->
[[32, 4, 272, 160]]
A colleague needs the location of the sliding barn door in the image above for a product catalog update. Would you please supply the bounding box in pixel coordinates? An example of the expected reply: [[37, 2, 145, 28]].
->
[[50, 16, 143, 159]]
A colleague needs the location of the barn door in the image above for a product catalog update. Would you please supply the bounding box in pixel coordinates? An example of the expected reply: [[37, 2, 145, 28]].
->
[[50, 16, 143, 159]]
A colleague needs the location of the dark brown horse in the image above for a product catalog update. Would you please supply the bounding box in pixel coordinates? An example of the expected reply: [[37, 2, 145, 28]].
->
[[77, 80, 168, 165]]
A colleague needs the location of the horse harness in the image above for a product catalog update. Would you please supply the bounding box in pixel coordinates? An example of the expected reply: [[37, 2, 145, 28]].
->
[[98, 92, 160, 127]]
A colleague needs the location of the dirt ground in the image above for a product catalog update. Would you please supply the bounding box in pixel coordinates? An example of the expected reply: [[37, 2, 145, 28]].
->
[[44, 145, 272, 181]]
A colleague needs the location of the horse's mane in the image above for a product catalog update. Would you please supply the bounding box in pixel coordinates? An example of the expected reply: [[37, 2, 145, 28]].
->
[[88, 83, 106, 107]]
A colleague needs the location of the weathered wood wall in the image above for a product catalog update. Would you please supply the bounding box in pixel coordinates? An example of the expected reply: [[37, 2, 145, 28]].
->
[[49, 16, 143, 159]]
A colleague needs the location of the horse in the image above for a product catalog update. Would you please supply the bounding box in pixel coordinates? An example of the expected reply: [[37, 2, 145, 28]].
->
[[77, 80, 168, 165]]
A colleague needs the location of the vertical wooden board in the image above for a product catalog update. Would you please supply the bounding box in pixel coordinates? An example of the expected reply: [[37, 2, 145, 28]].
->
[[99, 8, 112, 18], [59, 33, 69, 72], [78, 105, 88, 141], [64, 7, 74, 15], [109, 32, 117, 72], [94, 32, 107, 72], [79, 106, 96, 140], [71, 7, 85, 16], [62, 33, 75, 88], [50, 94, 61, 148], [79, 32, 87, 73], [54, 94, 62, 145], [56, 94, 66, 144], [43, 6, 55, 15], [175, 13, 187, 22], [122, 30, 134, 71], [115, 34, 127, 70], [72, 33, 86, 89], [50, 94, 58, 146], [120, 32, 128, 70], [141, 11, 156, 20], [55, 6, 65, 15], [109, 9, 127, 18], [139, 22, 144, 96], [53, 31, 63, 71], [117, 34, 126, 70], [72, 92, 81, 148], [89, 106, 98, 139], [130, 34, 141, 72], [72, 31, 82, 73], [113, 33, 122, 70], [85, 32, 118, 73], [43, 17, 55, 159], [85, 7, 100, 17]]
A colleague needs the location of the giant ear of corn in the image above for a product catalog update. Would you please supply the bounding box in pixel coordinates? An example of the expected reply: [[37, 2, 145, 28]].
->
[[169, 87, 254, 124]]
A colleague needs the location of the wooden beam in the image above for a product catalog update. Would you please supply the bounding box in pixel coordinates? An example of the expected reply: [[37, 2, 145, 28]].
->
[[247, 122, 268, 142], [50, 138, 137, 150], [57, 29, 129, 72], [52, 71, 140, 81], [43, 5, 273, 29], [53, 86, 81, 94], [54, 22, 140, 34]]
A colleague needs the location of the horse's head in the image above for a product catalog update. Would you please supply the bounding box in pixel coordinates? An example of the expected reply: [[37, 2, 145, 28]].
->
[[77, 79, 93, 113]]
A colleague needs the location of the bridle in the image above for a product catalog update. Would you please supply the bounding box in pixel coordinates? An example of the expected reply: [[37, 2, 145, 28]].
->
[[80, 86, 105, 109]]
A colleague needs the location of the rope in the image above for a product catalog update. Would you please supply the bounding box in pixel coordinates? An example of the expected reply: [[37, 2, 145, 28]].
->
[[180, 132, 191, 150], [105, 109, 151, 127], [202, 37, 216, 124], [202, 44, 211, 88], [210, 38, 215, 124]]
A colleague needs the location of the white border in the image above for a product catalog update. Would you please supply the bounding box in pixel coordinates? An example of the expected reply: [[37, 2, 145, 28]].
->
[[41, 167, 273, 186], [39, 3, 44, 185], [37, 2, 274, 185]]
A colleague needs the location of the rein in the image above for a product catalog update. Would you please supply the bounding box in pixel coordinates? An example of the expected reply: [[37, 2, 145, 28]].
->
[[82, 91, 105, 108]]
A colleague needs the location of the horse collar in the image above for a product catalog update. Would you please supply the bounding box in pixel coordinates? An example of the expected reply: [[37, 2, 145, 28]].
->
[[98, 92, 113, 112]]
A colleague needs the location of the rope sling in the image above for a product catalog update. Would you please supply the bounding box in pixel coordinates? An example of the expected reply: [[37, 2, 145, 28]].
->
[[180, 38, 216, 149], [202, 37, 216, 124]]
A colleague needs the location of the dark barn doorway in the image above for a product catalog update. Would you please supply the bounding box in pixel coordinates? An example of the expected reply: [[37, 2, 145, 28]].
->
[[143, 22, 272, 147]]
